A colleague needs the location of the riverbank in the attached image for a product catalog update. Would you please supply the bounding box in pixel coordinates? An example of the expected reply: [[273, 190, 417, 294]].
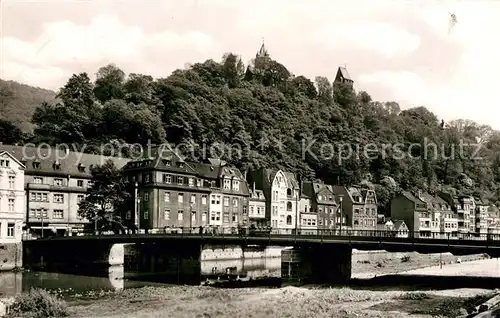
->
[[5, 252, 495, 317]]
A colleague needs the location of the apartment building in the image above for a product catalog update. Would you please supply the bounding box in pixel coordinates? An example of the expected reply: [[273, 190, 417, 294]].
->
[[474, 196, 489, 235], [390, 191, 427, 236], [0, 145, 130, 237], [303, 182, 338, 230], [333, 186, 377, 231], [298, 192, 317, 234], [0, 152, 25, 243], [439, 193, 475, 234], [247, 169, 299, 233], [122, 151, 249, 233], [248, 183, 267, 228]]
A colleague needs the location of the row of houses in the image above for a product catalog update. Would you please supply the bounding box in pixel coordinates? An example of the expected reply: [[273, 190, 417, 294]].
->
[[0, 144, 499, 243]]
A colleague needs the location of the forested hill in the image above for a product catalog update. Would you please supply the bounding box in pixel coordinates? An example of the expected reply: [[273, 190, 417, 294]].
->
[[0, 79, 56, 131], [2, 51, 500, 211]]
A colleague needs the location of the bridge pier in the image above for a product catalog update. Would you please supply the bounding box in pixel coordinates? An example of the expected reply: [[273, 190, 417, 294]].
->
[[133, 241, 202, 284], [281, 245, 352, 285]]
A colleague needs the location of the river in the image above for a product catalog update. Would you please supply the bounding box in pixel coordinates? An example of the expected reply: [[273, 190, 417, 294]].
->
[[0, 257, 282, 298]]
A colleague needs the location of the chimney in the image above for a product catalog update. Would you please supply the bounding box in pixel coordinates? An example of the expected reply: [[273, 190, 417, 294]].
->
[[253, 182, 256, 193], [417, 190, 422, 199]]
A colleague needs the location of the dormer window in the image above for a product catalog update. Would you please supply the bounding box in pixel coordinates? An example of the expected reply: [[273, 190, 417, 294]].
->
[[33, 161, 41, 169], [177, 162, 184, 168], [162, 159, 171, 166], [223, 178, 231, 190], [53, 161, 61, 170], [77, 163, 86, 172]]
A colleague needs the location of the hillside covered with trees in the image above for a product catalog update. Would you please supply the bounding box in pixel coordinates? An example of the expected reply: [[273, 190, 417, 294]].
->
[[2, 49, 500, 213], [0, 79, 56, 132]]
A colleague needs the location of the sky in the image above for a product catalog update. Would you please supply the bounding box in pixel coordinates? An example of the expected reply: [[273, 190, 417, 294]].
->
[[1, 0, 499, 128]]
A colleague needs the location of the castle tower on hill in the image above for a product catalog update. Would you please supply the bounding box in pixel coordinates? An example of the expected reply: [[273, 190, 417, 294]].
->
[[334, 65, 354, 88]]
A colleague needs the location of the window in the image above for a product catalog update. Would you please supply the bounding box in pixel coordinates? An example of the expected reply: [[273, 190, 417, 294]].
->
[[30, 192, 48, 202], [144, 174, 150, 183], [233, 180, 240, 191], [191, 194, 196, 204], [163, 174, 172, 183], [177, 177, 183, 185], [189, 178, 194, 187], [126, 211, 131, 219], [33, 177, 43, 184], [223, 179, 230, 190], [53, 194, 64, 203], [30, 208, 48, 218], [0, 159, 9, 167], [54, 178, 63, 186], [178, 210, 184, 221], [164, 209, 170, 220], [164, 192, 170, 202], [178, 193, 184, 203], [211, 195, 220, 205], [202, 195, 207, 205], [8, 199, 14, 212], [144, 209, 149, 220], [8, 176, 14, 189], [232, 214, 238, 222], [7, 224, 14, 237], [191, 211, 196, 222], [53, 209, 63, 219], [233, 198, 238, 207], [250, 206, 254, 215], [202, 212, 207, 222], [77, 195, 84, 203], [223, 197, 230, 207], [144, 192, 149, 201], [287, 202, 292, 211], [243, 206, 247, 215], [33, 162, 40, 169], [223, 212, 230, 223], [77, 180, 84, 187], [286, 215, 292, 225]]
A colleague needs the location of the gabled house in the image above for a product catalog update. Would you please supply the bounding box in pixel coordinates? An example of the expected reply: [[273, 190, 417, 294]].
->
[[333, 186, 376, 230], [302, 181, 338, 230], [248, 183, 266, 228], [390, 191, 427, 236], [247, 169, 299, 234], [473, 196, 489, 235], [418, 191, 457, 238], [438, 192, 475, 234], [298, 190, 316, 234]]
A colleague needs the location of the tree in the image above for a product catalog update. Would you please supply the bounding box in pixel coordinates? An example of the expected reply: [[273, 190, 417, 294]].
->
[[0, 119, 24, 144], [77, 160, 131, 234], [93, 64, 126, 103]]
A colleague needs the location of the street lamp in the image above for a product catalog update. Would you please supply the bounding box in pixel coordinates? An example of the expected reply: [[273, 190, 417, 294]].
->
[[294, 186, 299, 235], [134, 182, 140, 232]]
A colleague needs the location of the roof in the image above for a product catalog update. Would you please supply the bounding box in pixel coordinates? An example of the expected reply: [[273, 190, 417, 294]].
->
[[393, 220, 406, 230], [338, 66, 352, 81], [400, 191, 425, 204], [256, 42, 269, 57], [0, 144, 130, 178]]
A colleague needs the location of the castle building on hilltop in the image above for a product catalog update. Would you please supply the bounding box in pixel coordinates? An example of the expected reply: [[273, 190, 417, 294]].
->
[[334, 66, 354, 88]]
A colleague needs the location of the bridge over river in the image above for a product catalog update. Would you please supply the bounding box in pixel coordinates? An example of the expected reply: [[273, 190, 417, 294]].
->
[[23, 229, 500, 285]]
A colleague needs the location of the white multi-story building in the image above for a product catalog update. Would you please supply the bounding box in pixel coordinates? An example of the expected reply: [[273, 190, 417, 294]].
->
[[0, 152, 25, 243], [247, 169, 299, 234]]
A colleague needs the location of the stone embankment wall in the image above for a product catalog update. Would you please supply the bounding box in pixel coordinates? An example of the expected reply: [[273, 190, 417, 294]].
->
[[0, 243, 22, 271]]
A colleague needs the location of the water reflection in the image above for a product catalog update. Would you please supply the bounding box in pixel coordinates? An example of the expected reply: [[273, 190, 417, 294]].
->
[[0, 257, 282, 297]]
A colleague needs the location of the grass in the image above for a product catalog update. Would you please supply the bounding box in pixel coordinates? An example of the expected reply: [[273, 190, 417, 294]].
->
[[6, 288, 69, 318]]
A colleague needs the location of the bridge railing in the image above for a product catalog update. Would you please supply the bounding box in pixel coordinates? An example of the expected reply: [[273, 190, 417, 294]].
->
[[24, 226, 500, 243]]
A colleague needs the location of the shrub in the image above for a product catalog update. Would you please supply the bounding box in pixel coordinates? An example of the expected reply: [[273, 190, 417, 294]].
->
[[7, 288, 69, 318], [401, 255, 411, 263]]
